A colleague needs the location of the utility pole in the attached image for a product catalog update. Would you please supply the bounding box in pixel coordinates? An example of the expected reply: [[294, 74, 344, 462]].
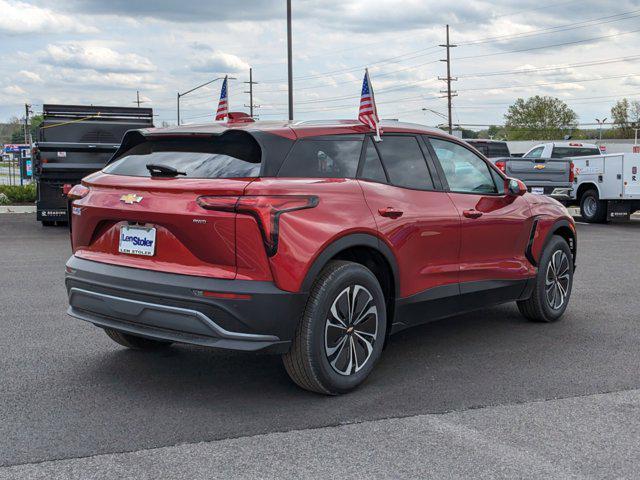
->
[[23, 103, 30, 145], [439, 25, 457, 135], [287, 0, 293, 121], [136, 91, 141, 107], [244, 67, 259, 118]]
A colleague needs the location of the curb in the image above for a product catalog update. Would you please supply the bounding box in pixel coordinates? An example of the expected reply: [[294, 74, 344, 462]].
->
[[0, 205, 36, 214]]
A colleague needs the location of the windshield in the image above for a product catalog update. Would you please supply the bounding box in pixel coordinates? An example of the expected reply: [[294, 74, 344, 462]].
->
[[103, 134, 262, 178]]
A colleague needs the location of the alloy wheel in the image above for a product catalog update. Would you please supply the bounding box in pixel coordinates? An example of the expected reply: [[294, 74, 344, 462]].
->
[[545, 250, 571, 310], [324, 285, 379, 376]]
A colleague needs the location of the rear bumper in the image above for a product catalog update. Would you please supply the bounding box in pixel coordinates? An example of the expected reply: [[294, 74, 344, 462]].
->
[[65, 256, 306, 353]]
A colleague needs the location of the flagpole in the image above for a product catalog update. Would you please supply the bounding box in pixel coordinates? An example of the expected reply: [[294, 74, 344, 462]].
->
[[367, 69, 382, 142]]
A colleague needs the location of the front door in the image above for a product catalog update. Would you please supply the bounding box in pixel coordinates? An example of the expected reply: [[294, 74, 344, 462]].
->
[[426, 137, 534, 294]]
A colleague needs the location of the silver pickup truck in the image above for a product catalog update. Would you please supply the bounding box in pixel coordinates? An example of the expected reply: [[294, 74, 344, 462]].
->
[[491, 142, 601, 196]]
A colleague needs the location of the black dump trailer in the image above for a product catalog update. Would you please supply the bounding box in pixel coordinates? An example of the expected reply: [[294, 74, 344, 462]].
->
[[33, 104, 153, 225]]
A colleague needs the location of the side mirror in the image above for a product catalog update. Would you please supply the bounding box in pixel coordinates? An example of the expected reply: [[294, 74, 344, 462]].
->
[[506, 178, 527, 196]]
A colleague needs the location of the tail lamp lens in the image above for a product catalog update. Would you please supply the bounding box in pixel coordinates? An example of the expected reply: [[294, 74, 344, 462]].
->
[[569, 162, 575, 183], [67, 184, 90, 200], [495, 160, 506, 173], [197, 195, 319, 256]]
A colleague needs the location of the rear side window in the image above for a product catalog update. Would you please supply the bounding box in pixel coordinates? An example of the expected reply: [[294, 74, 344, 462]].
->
[[376, 136, 433, 189], [551, 147, 600, 158], [103, 132, 261, 178], [278, 137, 363, 178], [526, 147, 544, 159], [359, 138, 387, 183]]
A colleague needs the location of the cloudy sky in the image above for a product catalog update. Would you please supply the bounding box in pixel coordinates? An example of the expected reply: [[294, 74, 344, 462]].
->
[[1, 0, 639, 129]]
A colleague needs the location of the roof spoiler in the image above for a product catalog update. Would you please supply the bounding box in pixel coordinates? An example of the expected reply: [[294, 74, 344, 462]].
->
[[227, 112, 255, 124]]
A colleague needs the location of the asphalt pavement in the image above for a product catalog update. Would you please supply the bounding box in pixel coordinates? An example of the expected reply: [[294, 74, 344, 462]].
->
[[1, 213, 640, 478]]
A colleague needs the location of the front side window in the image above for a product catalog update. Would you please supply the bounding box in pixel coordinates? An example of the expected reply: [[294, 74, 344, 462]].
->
[[376, 136, 433, 189], [430, 138, 498, 194], [278, 137, 363, 178]]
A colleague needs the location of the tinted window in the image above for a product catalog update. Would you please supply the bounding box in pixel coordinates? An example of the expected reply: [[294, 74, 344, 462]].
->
[[359, 138, 387, 183], [376, 136, 433, 189], [430, 138, 497, 194], [103, 135, 261, 178], [526, 147, 544, 159], [551, 147, 600, 158], [487, 143, 510, 157], [278, 137, 362, 178]]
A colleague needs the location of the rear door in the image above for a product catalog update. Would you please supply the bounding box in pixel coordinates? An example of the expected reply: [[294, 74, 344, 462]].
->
[[426, 137, 534, 292], [357, 135, 460, 299]]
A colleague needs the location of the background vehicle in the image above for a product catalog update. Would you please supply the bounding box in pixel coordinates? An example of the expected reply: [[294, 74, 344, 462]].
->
[[466, 139, 510, 158], [570, 153, 640, 223], [65, 117, 576, 394], [489, 142, 599, 196], [33, 104, 153, 225]]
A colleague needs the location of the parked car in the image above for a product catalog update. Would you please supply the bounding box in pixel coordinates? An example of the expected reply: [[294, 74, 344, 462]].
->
[[523, 142, 602, 159], [65, 116, 577, 394], [465, 139, 510, 158], [489, 142, 599, 197]]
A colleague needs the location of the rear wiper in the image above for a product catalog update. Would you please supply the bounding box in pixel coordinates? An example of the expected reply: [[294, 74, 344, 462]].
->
[[146, 163, 187, 177]]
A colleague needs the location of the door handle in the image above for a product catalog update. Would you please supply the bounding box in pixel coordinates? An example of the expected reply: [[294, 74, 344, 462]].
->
[[378, 207, 403, 219], [463, 209, 483, 219]]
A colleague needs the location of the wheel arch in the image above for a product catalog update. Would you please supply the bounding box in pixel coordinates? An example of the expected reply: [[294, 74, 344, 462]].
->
[[575, 182, 600, 203], [533, 219, 577, 269], [300, 233, 400, 333]]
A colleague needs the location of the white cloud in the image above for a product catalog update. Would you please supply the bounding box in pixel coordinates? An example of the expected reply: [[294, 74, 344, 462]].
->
[[44, 43, 156, 73], [18, 70, 43, 83], [2, 85, 26, 95], [0, 0, 97, 34], [190, 51, 250, 73]]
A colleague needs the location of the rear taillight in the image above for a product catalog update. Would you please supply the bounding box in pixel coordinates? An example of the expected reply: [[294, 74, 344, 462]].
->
[[67, 184, 90, 200], [197, 195, 319, 256], [569, 162, 575, 183], [495, 160, 506, 173]]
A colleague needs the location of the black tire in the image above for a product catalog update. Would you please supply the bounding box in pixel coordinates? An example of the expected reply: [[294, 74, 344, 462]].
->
[[517, 235, 573, 323], [579, 189, 607, 223], [104, 328, 173, 350], [283, 260, 387, 395]]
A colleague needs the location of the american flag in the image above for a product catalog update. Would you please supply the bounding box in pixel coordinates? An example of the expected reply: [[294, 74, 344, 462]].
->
[[358, 69, 381, 140], [215, 75, 228, 121]]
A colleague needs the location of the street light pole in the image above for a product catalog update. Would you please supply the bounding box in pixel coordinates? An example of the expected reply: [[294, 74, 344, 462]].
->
[[287, 0, 293, 121], [176, 76, 236, 125], [596, 117, 607, 141]]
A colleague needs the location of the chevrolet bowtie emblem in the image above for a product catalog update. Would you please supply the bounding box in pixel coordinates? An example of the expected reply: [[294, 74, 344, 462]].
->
[[534, 164, 546, 170], [120, 193, 143, 204]]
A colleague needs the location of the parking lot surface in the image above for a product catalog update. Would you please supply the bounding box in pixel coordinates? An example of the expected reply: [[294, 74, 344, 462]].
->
[[2, 213, 640, 477]]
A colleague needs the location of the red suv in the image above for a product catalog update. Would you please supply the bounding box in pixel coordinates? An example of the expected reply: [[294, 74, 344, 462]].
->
[[65, 116, 576, 394]]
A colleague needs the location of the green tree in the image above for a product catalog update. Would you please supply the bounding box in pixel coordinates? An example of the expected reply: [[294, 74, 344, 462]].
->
[[611, 98, 640, 138], [504, 96, 578, 140], [29, 114, 44, 141]]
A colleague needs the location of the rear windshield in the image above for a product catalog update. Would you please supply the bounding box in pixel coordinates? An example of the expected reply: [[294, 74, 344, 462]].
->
[[469, 142, 510, 158], [278, 136, 363, 178], [103, 133, 262, 178], [551, 147, 600, 158]]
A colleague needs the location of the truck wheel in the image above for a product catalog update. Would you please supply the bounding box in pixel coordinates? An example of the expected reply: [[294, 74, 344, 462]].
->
[[283, 261, 387, 395], [517, 236, 573, 323], [580, 189, 607, 223], [104, 328, 173, 350]]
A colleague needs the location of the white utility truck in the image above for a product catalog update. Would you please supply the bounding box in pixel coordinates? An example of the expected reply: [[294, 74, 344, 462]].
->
[[568, 153, 640, 223]]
